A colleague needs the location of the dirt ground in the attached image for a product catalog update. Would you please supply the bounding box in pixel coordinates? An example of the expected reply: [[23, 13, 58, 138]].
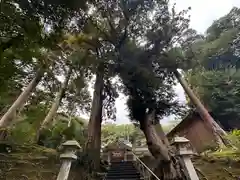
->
[[194, 153, 240, 180], [0, 144, 87, 180], [0, 144, 240, 180]]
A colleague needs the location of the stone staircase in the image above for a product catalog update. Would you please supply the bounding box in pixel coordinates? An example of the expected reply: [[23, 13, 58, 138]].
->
[[105, 161, 141, 180]]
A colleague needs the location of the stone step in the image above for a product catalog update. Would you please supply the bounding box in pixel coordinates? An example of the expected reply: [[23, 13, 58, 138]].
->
[[110, 164, 134, 166], [106, 174, 141, 179], [108, 169, 139, 172], [110, 164, 136, 167], [110, 167, 136, 170], [107, 171, 140, 175], [106, 161, 142, 180], [108, 169, 139, 173], [106, 178, 141, 180], [110, 164, 135, 167], [111, 161, 134, 164]]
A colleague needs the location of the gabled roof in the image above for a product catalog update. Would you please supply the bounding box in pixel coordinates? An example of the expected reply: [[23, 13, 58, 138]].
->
[[167, 111, 201, 138], [167, 110, 219, 138]]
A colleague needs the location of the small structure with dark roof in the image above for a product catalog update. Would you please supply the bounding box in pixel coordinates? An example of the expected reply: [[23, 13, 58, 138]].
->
[[167, 111, 218, 153], [101, 139, 151, 163], [167, 110, 240, 153], [102, 139, 133, 163]]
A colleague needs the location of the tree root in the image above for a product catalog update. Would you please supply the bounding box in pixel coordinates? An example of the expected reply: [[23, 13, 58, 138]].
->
[[153, 154, 187, 180], [157, 160, 177, 180]]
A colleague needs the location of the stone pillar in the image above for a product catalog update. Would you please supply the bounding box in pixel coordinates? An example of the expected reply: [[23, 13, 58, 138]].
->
[[57, 140, 82, 180], [132, 143, 136, 161], [172, 137, 199, 180], [108, 151, 111, 164], [125, 151, 129, 161]]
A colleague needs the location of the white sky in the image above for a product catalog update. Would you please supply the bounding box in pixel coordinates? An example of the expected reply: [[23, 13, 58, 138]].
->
[[174, 0, 240, 34], [113, 0, 240, 125]]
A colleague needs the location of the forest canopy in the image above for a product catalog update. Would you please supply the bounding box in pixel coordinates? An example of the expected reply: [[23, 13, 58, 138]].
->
[[1, 1, 240, 179]]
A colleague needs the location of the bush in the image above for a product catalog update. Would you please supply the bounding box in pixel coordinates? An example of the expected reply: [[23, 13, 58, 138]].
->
[[231, 129, 240, 137], [6, 115, 87, 150], [39, 118, 87, 149], [227, 129, 240, 150], [8, 121, 36, 144]]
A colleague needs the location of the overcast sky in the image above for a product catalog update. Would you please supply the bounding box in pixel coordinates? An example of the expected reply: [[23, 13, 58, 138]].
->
[[112, 0, 240, 125]]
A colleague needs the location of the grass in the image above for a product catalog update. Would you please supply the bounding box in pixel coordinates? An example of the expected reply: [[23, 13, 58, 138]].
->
[[211, 149, 239, 157], [0, 143, 90, 180], [193, 148, 240, 180]]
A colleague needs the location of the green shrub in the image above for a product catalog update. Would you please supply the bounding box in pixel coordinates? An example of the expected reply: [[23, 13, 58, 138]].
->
[[6, 115, 87, 150], [231, 129, 240, 137], [8, 121, 36, 144], [40, 119, 87, 149], [227, 130, 240, 150]]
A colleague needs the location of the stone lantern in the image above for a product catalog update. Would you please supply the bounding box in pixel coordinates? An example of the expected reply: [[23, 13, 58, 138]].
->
[[172, 137, 192, 156], [57, 140, 82, 180], [172, 137, 199, 180]]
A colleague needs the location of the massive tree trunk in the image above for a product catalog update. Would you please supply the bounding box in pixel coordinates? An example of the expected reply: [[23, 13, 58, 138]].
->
[[173, 70, 229, 147], [140, 111, 183, 180], [36, 67, 72, 143], [85, 71, 104, 172], [0, 70, 43, 128], [155, 122, 170, 146]]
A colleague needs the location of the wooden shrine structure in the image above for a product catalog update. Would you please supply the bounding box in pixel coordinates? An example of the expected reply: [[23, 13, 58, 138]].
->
[[101, 139, 150, 163], [102, 140, 133, 163]]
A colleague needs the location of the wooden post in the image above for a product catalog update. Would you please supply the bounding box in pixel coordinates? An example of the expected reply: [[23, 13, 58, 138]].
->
[[172, 137, 199, 180], [57, 140, 82, 180]]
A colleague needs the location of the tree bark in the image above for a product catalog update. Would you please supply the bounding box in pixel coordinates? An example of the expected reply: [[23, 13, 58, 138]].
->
[[141, 113, 170, 161], [36, 67, 72, 143], [155, 122, 170, 146], [85, 70, 104, 172], [0, 70, 43, 128], [140, 111, 181, 180], [174, 70, 229, 147]]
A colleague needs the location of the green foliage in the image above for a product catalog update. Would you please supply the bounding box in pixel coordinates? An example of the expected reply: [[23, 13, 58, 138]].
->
[[101, 122, 176, 146], [208, 130, 240, 159], [187, 69, 240, 130], [9, 121, 36, 144], [231, 129, 240, 136], [187, 7, 240, 68], [0, 0, 223, 157], [185, 7, 240, 131], [227, 130, 240, 149], [39, 116, 87, 149], [101, 123, 145, 146], [6, 103, 49, 144], [0, 0, 92, 148], [206, 7, 240, 42], [112, 1, 191, 125], [3, 97, 87, 148], [6, 114, 87, 148]]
